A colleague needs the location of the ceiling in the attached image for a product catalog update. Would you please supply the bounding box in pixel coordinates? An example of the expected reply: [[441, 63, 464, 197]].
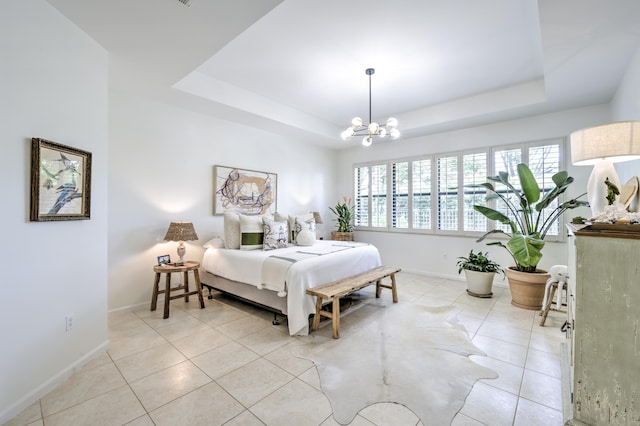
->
[[47, 0, 640, 149]]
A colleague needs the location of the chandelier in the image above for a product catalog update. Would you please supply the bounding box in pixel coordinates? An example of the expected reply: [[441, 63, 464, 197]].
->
[[341, 68, 400, 147]]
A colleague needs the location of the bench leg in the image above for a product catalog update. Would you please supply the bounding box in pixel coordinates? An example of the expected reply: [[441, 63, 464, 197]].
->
[[391, 273, 398, 303], [311, 297, 323, 331], [375, 279, 382, 298], [332, 297, 340, 339]]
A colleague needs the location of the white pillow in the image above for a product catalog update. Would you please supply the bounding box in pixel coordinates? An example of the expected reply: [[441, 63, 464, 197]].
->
[[290, 212, 315, 243], [203, 236, 225, 249], [296, 229, 315, 246], [239, 214, 266, 250], [263, 218, 289, 250], [224, 211, 241, 249]]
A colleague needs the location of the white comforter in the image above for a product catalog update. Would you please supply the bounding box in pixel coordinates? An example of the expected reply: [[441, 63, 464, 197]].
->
[[201, 240, 382, 335]]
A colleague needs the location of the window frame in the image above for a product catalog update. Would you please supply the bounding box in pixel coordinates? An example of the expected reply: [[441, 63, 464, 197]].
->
[[352, 138, 566, 241]]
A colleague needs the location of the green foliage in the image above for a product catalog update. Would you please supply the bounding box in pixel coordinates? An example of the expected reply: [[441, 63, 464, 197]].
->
[[473, 163, 588, 272], [456, 250, 503, 275], [604, 177, 619, 206], [329, 197, 355, 232]]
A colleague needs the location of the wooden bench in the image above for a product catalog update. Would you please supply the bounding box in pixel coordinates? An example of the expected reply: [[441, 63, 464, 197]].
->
[[306, 265, 400, 339]]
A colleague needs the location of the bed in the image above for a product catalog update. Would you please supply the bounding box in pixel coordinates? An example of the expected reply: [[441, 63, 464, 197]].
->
[[199, 240, 382, 335]]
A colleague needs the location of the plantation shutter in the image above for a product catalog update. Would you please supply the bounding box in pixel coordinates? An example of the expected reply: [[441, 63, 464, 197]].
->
[[412, 159, 432, 230], [437, 155, 458, 231], [392, 162, 409, 229], [463, 152, 488, 232], [354, 166, 370, 227], [371, 164, 387, 228]]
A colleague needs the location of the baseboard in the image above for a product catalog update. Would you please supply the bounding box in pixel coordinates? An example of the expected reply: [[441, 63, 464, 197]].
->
[[397, 268, 509, 289], [0, 340, 109, 425], [108, 301, 148, 313]]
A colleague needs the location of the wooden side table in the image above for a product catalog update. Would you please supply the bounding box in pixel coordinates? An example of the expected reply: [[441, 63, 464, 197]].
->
[[151, 261, 205, 319]]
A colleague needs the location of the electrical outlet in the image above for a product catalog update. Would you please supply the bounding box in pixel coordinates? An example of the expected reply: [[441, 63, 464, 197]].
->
[[66, 314, 74, 331]]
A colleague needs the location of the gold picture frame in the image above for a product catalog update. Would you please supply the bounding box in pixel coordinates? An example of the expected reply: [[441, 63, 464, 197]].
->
[[213, 165, 277, 215], [30, 138, 92, 222]]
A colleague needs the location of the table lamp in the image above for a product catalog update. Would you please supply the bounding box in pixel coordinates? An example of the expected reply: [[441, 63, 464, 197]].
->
[[570, 121, 640, 216], [163, 221, 198, 266]]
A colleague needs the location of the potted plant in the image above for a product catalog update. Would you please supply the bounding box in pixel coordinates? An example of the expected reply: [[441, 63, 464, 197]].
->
[[329, 196, 355, 241], [456, 249, 503, 298], [473, 163, 588, 309]]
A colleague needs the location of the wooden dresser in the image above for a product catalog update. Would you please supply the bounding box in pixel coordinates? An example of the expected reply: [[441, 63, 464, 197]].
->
[[564, 224, 640, 425]]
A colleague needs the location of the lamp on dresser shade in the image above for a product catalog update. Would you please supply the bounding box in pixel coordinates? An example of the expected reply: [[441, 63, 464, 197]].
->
[[570, 121, 640, 216], [164, 221, 198, 266]]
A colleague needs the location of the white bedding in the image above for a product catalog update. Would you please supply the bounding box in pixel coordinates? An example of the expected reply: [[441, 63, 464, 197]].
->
[[201, 240, 382, 335]]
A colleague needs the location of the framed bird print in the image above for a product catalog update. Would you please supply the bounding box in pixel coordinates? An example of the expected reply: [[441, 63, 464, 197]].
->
[[30, 138, 92, 221]]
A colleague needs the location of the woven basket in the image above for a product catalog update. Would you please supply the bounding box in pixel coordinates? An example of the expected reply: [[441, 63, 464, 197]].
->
[[331, 231, 354, 241]]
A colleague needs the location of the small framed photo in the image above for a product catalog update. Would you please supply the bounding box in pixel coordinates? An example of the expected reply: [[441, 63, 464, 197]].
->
[[30, 138, 92, 221], [157, 254, 171, 266]]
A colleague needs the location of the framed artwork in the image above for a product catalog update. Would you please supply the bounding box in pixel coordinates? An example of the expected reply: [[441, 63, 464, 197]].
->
[[213, 165, 277, 215], [157, 254, 171, 266], [30, 138, 92, 222]]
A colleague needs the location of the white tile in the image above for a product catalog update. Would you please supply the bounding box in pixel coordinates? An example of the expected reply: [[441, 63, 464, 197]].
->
[[236, 326, 294, 356], [216, 358, 294, 407], [216, 314, 271, 340], [129, 361, 212, 412], [191, 341, 259, 379], [40, 362, 126, 416], [470, 355, 524, 395], [43, 385, 145, 426], [525, 347, 561, 378], [114, 342, 187, 382], [459, 381, 518, 426], [171, 327, 232, 358], [3, 400, 41, 426], [108, 329, 167, 361], [250, 379, 332, 426], [472, 334, 528, 367], [514, 397, 563, 426], [519, 369, 562, 411], [149, 382, 244, 426], [154, 315, 211, 342], [223, 410, 265, 426]]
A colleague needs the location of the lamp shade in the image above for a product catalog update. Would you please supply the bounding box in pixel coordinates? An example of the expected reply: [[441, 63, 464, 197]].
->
[[312, 211, 323, 224], [163, 222, 198, 242], [570, 121, 640, 166]]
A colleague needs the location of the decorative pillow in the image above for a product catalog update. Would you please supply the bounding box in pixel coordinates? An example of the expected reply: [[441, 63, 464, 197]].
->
[[239, 214, 266, 250], [223, 211, 241, 249], [203, 236, 225, 249], [296, 229, 315, 246], [274, 212, 290, 241], [287, 212, 311, 242], [294, 215, 316, 243], [287, 213, 314, 242], [263, 218, 289, 250]]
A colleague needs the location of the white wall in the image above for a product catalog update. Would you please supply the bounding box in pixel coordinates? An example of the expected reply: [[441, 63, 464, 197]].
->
[[335, 105, 612, 283], [0, 1, 108, 422], [108, 91, 338, 310], [611, 46, 640, 181]]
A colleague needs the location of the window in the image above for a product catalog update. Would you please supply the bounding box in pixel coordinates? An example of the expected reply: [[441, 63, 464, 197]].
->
[[353, 138, 565, 238]]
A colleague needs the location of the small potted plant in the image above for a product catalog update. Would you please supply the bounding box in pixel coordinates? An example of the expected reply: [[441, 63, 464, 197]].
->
[[456, 249, 503, 298], [329, 196, 355, 241]]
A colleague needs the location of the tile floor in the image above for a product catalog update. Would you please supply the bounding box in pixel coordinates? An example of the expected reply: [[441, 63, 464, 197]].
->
[[5, 272, 568, 426]]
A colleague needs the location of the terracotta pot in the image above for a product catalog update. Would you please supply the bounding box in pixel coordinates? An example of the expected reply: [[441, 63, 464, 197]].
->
[[463, 270, 495, 298], [504, 267, 550, 310]]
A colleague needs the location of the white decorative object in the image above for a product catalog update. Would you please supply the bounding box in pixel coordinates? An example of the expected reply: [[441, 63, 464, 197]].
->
[[296, 229, 315, 246], [570, 121, 640, 216]]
